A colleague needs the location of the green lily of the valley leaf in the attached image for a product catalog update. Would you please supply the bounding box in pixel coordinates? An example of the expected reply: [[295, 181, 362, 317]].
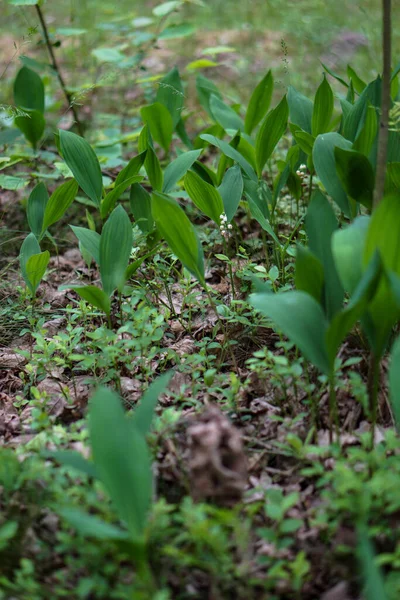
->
[[59, 130, 103, 206], [218, 165, 243, 222], [70, 226, 101, 264], [15, 110, 45, 149], [100, 175, 143, 219], [27, 182, 48, 237], [250, 290, 330, 374], [200, 134, 257, 181], [152, 192, 205, 285], [58, 507, 130, 542], [311, 75, 334, 137], [155, 66, 184, 128], [295, 245, 324, 304], [255, 95, 288, 177], [130, 183, 153, 234], [141, 102, 174, 152], [163, 149, 202, 193], [99, 205, 132, 296], [14, 66, 44, 113], [196, 74, 222, 117], [22, 247, 50, 296], [332, 215, 370, 294], [209, 94, 244, 132], [41, 179, 79, 237], [70, 285, 111, 316], [287, 85, 313, 133], [245, 70, 273, 134], [130, 371, 173, 436], [184, 170, 224, 224], [334, 147, 374, 209], [115, 151, 147, 186], [89, 387, 152, 541]]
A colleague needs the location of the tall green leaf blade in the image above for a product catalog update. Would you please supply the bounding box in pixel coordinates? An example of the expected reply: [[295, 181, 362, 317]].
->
[[89, 387, 152, 540], [25, 251, 50, 295], [59, 130, 103, 206], [306, 191, 344, 319], [347, 65, 367, 94], [141, 103, 173, 152], [155, 66, 184, 128], [334, 147, 374, 209], [163, 149, 201, 193], [27, 182, 48, 237], [41, 179, 79, 235], [15, 110, 45, 149], [255, 95, 288, 177], [196, 74, 222, 116], [115, 151, 147, 186], [200, 134, 257, 181], [295, 245, 324, 304], [357, 528, 388, 600], [70, 226, 101, 264], [332, 215, 370, 294], [245, 70, 274, 134], [250, 290, 330, 374], [312, 75, 334, 137], [58, 507, 130, 542], [287, 86, 313, 133], [99, 206, 132, 296], [184, 170, 224, 224], [70, 285, 111, 316], [14, 66, 44, 112], [312, 133, 352, 216], [353, 104, 378, 156], [144, 147, 163, 191], [152, 192, 205, 284], [19, 233, 40, 292], [100, 175, 143, 219], [130, 183, 153, 233], [209, 94, 244, 132], [218, 165, 243, 222]]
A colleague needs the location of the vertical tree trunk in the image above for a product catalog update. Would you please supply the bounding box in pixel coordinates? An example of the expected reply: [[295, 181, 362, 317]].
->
[[374, 0, 391, 208]]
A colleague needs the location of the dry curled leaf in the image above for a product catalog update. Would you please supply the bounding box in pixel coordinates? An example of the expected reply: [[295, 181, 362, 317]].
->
[[187, 404, 247, 504]]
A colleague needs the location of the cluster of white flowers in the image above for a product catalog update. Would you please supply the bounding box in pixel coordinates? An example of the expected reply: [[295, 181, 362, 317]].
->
[[220, 213, 233, 238], [296, 164, 311, 187]]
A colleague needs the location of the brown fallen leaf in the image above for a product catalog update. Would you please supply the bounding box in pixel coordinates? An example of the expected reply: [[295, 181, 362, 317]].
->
[[187, 404, 247, 505]]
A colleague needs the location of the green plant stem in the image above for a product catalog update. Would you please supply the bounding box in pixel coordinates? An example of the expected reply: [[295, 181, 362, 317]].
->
[[328, 373, 340, 445], [374, 0, 391, 208], [308, 171, 314, 204], [222, 237, 236, 299], [368, 353, 380, 450], [34, 3, 84, 136]]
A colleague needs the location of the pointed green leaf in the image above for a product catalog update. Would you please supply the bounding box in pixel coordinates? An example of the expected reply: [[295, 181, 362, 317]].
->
[[156, 66, 184, 128], [287, 86, 313, 133], [89, 387, 152, 540], [335, 147, 374, 209], [313, 133, 352, 216], [291, 126, 315, 156], [70, 226, 101, 264], [14, 66, 44, 112], [295, 245, 324, 304], [27, 182, 48, 237], [70, 285, 111, 316], [58, 507, 130, 542], [141, 103, 173, 152], [99, 206, 132, 296], [115, 151, 147, 186], [312, 75, 334, 137], [255, 95, 288, 177], [332, 215, 370, 294], [352, 104, 378, 157], [200, 134, 257, 181], [41, 179, 79, 235], [245, 70, 274, 134], [357, 528, 388, 600], [152, 192, 205, 284], [163, 149, 201, 193], [100, 175, 143, 219], [59, 130, 103, 206], [130, 183, 153, 233], [19, 233, 40, 291], [15, 110, 45, 149], [218, 165, 243, 222], [145, 147, 163, 191], [184, 170, 224, 224], [209, 94, 244, 132], [196, 74, 222, 116], [347, 65, 367, 95], [250, 290, 330, 374], [25, 251, 50, 295]]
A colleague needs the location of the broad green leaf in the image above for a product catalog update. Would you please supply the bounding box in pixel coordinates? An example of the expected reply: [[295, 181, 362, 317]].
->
[[334, 147, 374, 209], [144, 147, 163, 191], [218, 165, 243, 222], [141, 103, 173, 152], [155, 66, 184, 128], [386, 162, 400, 194], [347, 65, 367, 95], [332, 215, 370, 294], [46, 450, 98, 478], [357, 528, 388, 600], [200, 134, 257, 181], [99, 206, 132, 296], [163, 149, 201, 193], [287, 86, 313, 133], [244, 179, 279, 244], [312, 133, 352, 216], [15, 110, 45, 149], [59, 130, 103, 206], [152, 1, 181, 17], [295, 245, 324, 304], [131, 372, 173, 436], [292, 127, 315, 156], [89, 387, 152, 540], [70, 226, 101, 264], [58, 507, 130, 541], [250, 290, 330, 374], [184, 170, 224, 224], [25, 251, 50, 295], [14, 66, 44, 112], [130, 183, 153, 233], [196, 74, 222, 116], [352, 104, 378, 157], [312, 75, 334, 137], [389, 334, 400, 429], [320, 62, 349, 88], [209, 94, 244, 132], [100, 175, 143, 219], [245, 70, 274, 134], [19, 233, 40, 290], [41, 179, 79, 236], [70, 285, 111, 316], [152, 192, 205, 284], [306, 191, 344, 319], [27, 182, 48, 237], [115, 151, 147, 186], [255, 95, 288, 177]]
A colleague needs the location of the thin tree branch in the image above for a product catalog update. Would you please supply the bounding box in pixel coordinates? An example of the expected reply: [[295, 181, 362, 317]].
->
[[374, 0, 391, 208], [35, 4, 84, 136]]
